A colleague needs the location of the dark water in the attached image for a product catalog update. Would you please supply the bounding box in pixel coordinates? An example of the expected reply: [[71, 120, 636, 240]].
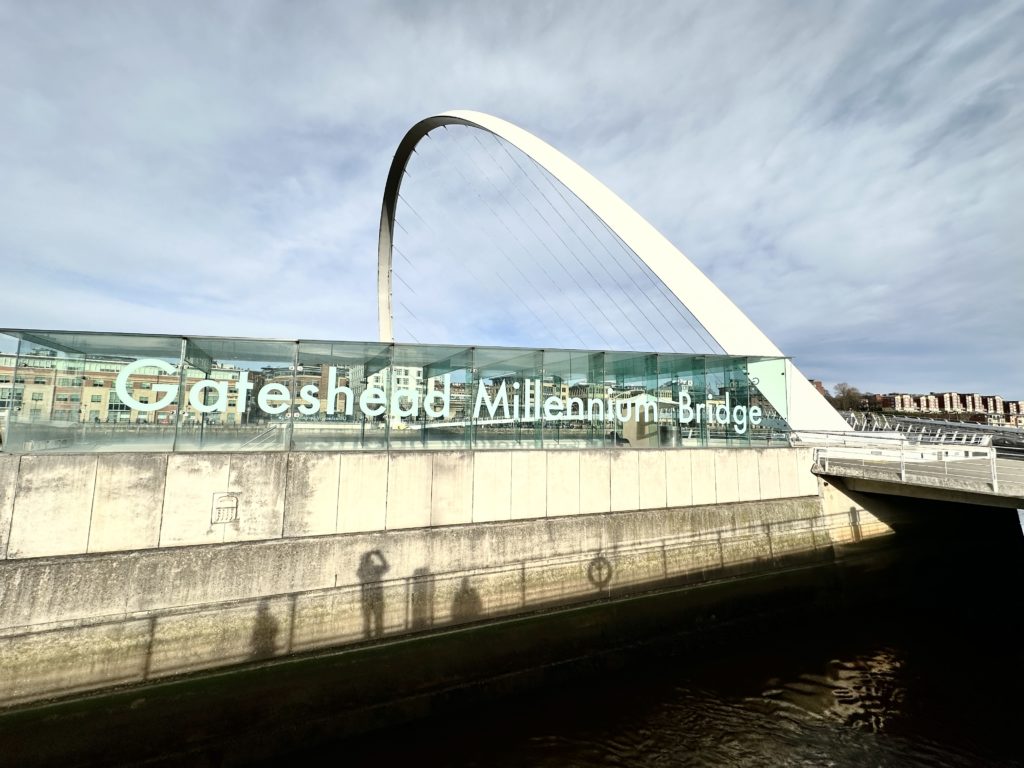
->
[[286, 545, 1024, 768]]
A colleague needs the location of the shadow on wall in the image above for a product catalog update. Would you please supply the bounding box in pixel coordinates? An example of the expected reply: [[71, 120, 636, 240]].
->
[[451, 576, 482, 623], [2, 507, 885, 708], [411, 567, 435, 630], [357, 550, 390, 640], [249, 599, 279, 661]]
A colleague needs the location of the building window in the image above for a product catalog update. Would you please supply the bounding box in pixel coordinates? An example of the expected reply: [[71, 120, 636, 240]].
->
[[31, 392, 43, 401], [91, 394, 102, 403], [34, 377, 47, 384]]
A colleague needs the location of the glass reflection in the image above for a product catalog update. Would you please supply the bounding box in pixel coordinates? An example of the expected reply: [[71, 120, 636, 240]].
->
[[0, 329, 792, 454]]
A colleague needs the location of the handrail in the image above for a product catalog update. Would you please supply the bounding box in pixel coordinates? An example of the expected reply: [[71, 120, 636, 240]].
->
[[811, 439, 1024, 496], [240, 423, 281, 449]]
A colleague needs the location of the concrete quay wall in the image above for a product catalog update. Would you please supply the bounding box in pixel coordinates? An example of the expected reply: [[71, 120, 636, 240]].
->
[[0, 447, 852, 709], [0, 496, 847, 707], [0, 448, 819, 560]]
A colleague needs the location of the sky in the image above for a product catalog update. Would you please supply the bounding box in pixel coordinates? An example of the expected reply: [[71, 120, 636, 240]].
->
[[1, 1, 1021, 398]]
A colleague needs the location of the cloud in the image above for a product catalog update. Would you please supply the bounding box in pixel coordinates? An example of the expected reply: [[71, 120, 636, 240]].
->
[[0, 0, 1020, 398]]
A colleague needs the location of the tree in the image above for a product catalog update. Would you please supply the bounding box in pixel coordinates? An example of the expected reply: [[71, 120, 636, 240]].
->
[[831, 382, 863, 411]]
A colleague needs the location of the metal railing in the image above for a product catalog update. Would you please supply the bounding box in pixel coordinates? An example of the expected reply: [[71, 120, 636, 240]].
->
[[802, 430, 1024, 496]]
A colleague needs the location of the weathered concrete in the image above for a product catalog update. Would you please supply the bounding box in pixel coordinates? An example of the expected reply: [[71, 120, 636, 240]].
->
[[609, 451, 639, 512], [546, 451, 580, 516], [7, 455, 98, 558], [283, 453, 340, 537], [665, 451, 692, 508], [473, 451, 512, 522], [0, 447, 821, 562], [690, 451, 717, 505], [510, 451, 546, 519], [714, 451, 740, 504], [88, 454, 166, 554], [3, 446, 1011, 765], [638, 450, 667, 510], [158, 454, 231, 548], [339, 452, 388, 532], [735, 450, 761, 502], [386, 453, 432, 529], [431, 452, 473, 526], [0, 454, 19, 559], [0, 495, 842, 707], [578, 451, 611, 515]]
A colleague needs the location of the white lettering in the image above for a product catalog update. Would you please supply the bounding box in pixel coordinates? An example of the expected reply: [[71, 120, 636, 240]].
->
[[566, 397, 585, 419], [678, 392, 694, 424], [188, 379, 228, 413], [392, 388, 419, 418], [750, 406, 763, 426], [115, 358, 177, 412], [298, 383, 321, 415], [474, 381, 509, 420], [732, 403, 748, 434], [257, 383, 290, 415], [424, 376, 451, 419], [326, 367, 353, 416], [543, 396, 564, 419], [360, 387, 386, 417], [236, 371, 254, 413], [636, 400, 657, 423]]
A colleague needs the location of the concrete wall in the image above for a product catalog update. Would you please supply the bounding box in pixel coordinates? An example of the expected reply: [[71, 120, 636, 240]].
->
[[0, 445, 831, 707], [0, 447, 819, 560], [0, 494, 851, 707]]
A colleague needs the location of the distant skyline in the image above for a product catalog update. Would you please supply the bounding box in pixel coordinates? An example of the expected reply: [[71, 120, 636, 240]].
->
[[1, 1, 1021, 398]]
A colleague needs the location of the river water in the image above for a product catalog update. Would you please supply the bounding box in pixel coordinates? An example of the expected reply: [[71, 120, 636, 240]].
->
[[288, 540, 1024, 768]]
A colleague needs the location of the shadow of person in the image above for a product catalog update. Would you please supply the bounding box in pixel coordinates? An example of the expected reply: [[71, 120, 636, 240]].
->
[[451, 576, 483, 623], [411, 566, 435, 630], [249, 598, 279, 660], [357, 550, 390, 639]]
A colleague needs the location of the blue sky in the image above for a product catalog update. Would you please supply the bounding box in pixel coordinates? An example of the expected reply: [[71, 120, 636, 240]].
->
[[1, 1, 1021, 398]]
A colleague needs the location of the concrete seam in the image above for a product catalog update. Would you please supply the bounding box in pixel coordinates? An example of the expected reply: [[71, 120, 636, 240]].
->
[[427, 454, 435, 528], [633, 452, 640, 511], [506, 451, 513, 520], [279, 453, 290, 540], [333, 454, 343, 534], [0, 455, 20, 559], [544, 451, 550, 518], [663, 450, 669, 509], [470, 452, 477, 524], [383, 454, 391, 530], [756, 450, 763, 501], [84, 456, 99, 554], [712, 451, 718, 505], [155, 455, 168, 549]]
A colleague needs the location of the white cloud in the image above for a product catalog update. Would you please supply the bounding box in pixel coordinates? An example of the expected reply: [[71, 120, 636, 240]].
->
[[0, 0, 1020, 397]]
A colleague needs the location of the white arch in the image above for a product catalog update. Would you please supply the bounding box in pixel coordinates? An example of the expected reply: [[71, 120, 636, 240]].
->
[[377, 110, 848, 432]]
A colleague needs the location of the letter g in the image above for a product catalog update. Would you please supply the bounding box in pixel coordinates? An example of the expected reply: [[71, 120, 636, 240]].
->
[[115, 358, 179, 412]]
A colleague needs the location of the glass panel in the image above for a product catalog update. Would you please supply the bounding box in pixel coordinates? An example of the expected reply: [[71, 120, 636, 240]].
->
[[173, 337, 297, 452], [539, 349, 609, 449], [656, 353, 707, 448], [601, 351, 659, 448], [747, 356, 790, 444], [389, 343, 470, 451], [4, 331, 183, 453], [294, 340, 394, 451], [0, 328, 792, 454], [0, 333, 20, 450], [472, 346, 543, 449]]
